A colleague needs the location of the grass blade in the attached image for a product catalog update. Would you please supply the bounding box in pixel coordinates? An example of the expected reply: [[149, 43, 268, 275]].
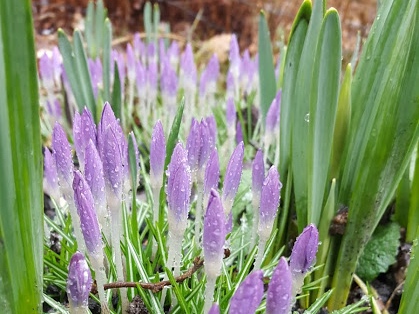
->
[[0, 0, 43, 311]]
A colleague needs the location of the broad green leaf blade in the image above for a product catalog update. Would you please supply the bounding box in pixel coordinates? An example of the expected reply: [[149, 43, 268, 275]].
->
[[330, 0, 419, 308], [398, 227, 419, 314], [307, 9, 341, 226], [102, 18, 112, 103], [0, 0, 43, 311], [291, 0, 324, 231], [258, 11, 277, 123], [279, 1, 310, 178]]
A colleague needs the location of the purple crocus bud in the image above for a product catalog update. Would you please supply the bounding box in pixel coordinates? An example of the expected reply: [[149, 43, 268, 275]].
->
[[198, 119, 214, 172], [186, 118, 202, 180], [133, 33, 146, 62], [203, 149, 220, 208], [208, 303, 220, 314], [226, 98, 236, 128], [167, 40, 179, 68], [51, 46, 62, 86], [203, 189, 226, 278], [229, 34, 241, 83], [67, 252, 92, 309], [226, 71, 235, 100], [88, 58, 103, 97], [84, 140, 108, 231], [97, 102, 117, 157], [147, 62, 158, 96], [240, 49, 251, 90], [46, 98, 62, 122], [166, 143, 192, 235], [235, 122, 243, 146], [289, 224, 319, 275], [39, 51, 54, 90], [52, 123, 74, 190], [102, 123, 126, 207], [266, 257, 292, 314], [252, 150, 265, 203], [136, 60, 147, 98], [150, 120, 166, 190], [229, 270, 264, 314], [161, 57, 178, 98], [126, 43, 136, 82], [199, 54, 219, 96], [181, 43, 197, 83], [147, 42, 157, 64], [112, 50, 126, 89], [127, 131, 140, 191], [222, 142, 244, 216], [259, 166, 281, 233], [73, 170, 102, 255], [73, 108, 97, 171], [44, 148, 60, 202], [265, 90, 281, 134]]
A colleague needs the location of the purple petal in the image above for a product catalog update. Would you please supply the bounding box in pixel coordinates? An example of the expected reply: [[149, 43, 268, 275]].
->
[[167, 40, 179, 67], [67, 252, 92, 308], [133, 33, 145, 61], [252, 150, 265, 200], [208, 303, 220, 314], [44, 147, 60, 201], [52, 123, 74, 189], [266, 257, 292, 314], [235, 122, 243, 145], [186, 118, 202, 177], [181, 43, 197, 82], [97, 102, 117, 158], [128, 131, 140, 188], [73, 170, 102, 254], [166, 143, 192, 224], [226, 98, 236, 127], [199, 54, 219, 96], [259, 166, 281, 225], [150, 120, 166, 186], [205, 116, 217, 146], [147, 42, 157, 63], [229, 34, 241, 78], [203, 149, 220, 206], [136, 60, 147, 97], [147, 62, 158, 92], [229, 270, 264, 314], [126, 43, 136, 80], [203, 190, 226, 264], [161, 57, 178, 97], [289, 224, 319, 274], [84, 140, 106, 216], [39, 52, 54, 89], [198, 119, 213, 171], [222, 142, 244, 214], [73, 108, 97, 169], [265, 90, 281, 133]]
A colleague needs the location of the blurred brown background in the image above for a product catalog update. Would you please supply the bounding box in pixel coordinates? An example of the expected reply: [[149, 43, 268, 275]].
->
[[33, 0, 377, 55]]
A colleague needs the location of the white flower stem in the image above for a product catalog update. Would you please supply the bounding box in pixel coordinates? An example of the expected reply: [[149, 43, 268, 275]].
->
[[203, 276, 216, 314], [151, 186, 160, 257], [250, 196, 260, 250], [194, 180, 204, 247], [89, 253, 110, 314], [253, 237, 267, 270], [67, 197, 87, 254], [68, 305, 89, 314]]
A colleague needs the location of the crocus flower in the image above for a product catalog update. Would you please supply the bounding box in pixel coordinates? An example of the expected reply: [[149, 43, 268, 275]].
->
[[88, 57, 103, 98], [127, 131, 140, 191], [97, 102, 117, 158], [208, 303, 220, 314], [258, 166, 281, 240], [289, 224, 319, 295], [150, 120, 166, 191], [126, 43, 136, 82], [133, 33, 146, 63], [222, 141, 244, 216], [199, 54, 220, 97], [226, 98, 236, 130], [229, 34, 241, 98], [235, 121, 243, 145], [186, 118, 202, 181], [52, 123, 73, 191], [73, 108, 97, 171], [203, 149, 220, 208], [226, 71, 235, 100], [67, 252, 92, 310], [161, 57, 178, 110], [73, 170, 102, 255], [167, 40, 179, 69], [203, 190, 226, 277], [180, 43, 197, 84], [265, 90, 281, 140], [84, 140, 109, 239], [266, 257, 292, 314], [250, 150, 264, 248], [166, 143, 192, 235], [205, 116, 217, 146], [229, 270, 264, 314], [44, 147, 60, 202]]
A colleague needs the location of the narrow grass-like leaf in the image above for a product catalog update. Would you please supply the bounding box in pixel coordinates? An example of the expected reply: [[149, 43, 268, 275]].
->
[[304, 289, 334, 314], [398, 227, 419, 314], [406, 145, 419, 241], [95, 0, 106, 56], [144, 2, 152, 43], [85, 0, 95, 57], [279, 1, 310, 179], [330, 64, 352, 179], [330, 0, 419, 308], [164, 267, 191, 314], [111, 61, 122, 120], [307, 9, 341, 226], [258, 11, 277, 123], [103, 18, 112, 102], [291, 0, 323, 231], [153, 3, 160, 46], [0, 0, 43, 311]]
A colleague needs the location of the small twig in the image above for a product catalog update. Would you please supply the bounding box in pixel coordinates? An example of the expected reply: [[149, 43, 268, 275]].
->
[[101, 256, 204, 293]]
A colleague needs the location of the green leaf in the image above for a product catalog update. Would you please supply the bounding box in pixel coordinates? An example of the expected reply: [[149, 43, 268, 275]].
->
[[307, 9, 341, 226], [111, 61, 122, 120], [102, 18, 112, 102], [406, 144, 419, 241], [398, 227, 419, 314], [0, 0, 43, 311], [279, 2, 309, 178], [356, 223, 400, 281], [330, 0, 419, 308], [291, 0, 324, 231], [144, 2, 152, 43], [258, 11, 277, 123]]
